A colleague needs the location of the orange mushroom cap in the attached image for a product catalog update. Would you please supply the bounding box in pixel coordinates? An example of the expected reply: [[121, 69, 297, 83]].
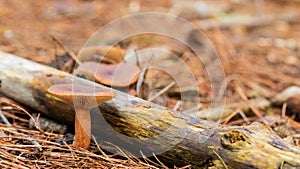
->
[[47, 84, 115, 109], [77, 62, 141, 87], [78, 46, 126, 63]]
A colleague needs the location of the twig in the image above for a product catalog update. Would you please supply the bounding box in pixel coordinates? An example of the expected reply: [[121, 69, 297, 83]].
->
[[173, 100, 182, 111], [134, 49, 140, 67], [1, 110, 28, 123], [50, 34, 82, 65], [238, 111, 250, 124], [208, 146, 228, 169], [0, 109, 11, 126], [136, 67, 148, 98], [211, 26, 232, 73], [105, 141, 136, 164], [281, 103, 287, 117], [0, 129, 8, 141], [91, 135, 109, 159], [152, 153, 168, 169], [141, 152, 166, 168], [24, 136, 42, 151], [227, 116, 257, 126], [21, 110, 43, 133], [221, 109, 249, 125], [0, 97, 42, 132], [140, 151, 161, 168], [148, 81, 175, 102], [235, 85, 264, 120], [62, 141, 78, 160], [220, 109, 240, 124], [176, 165, 192, 169], [280, 161, 285, 169]]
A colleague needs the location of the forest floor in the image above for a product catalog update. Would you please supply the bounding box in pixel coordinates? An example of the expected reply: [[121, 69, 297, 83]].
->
[[0, 0, 300, 168]]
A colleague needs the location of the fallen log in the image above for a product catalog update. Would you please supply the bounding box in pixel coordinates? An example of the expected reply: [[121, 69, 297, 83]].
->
[[0, 51, 300, 168]]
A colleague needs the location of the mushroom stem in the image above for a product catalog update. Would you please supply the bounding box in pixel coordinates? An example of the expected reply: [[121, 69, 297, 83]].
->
[[73, 108, 91, 149], [47, 84, 116, 149]]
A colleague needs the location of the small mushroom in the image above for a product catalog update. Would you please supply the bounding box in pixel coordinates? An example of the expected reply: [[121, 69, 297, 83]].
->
[[47, 84, 115, 149], [78, 46, 126, 63], [77, 62, 141, 87]]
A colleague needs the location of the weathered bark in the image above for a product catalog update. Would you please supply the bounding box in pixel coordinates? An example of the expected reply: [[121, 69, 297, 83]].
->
[[0, 51, 300, 168]]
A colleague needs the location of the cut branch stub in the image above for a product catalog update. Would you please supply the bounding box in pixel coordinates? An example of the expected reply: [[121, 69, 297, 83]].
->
[[77, 62, 141, 87], [47, 84, 116, 149]]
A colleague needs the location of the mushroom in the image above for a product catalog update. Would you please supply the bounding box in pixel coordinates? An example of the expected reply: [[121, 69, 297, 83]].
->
[[77, 62, 141, 87], [78, 46, 126, 63], [47, 84, 115, 149]]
